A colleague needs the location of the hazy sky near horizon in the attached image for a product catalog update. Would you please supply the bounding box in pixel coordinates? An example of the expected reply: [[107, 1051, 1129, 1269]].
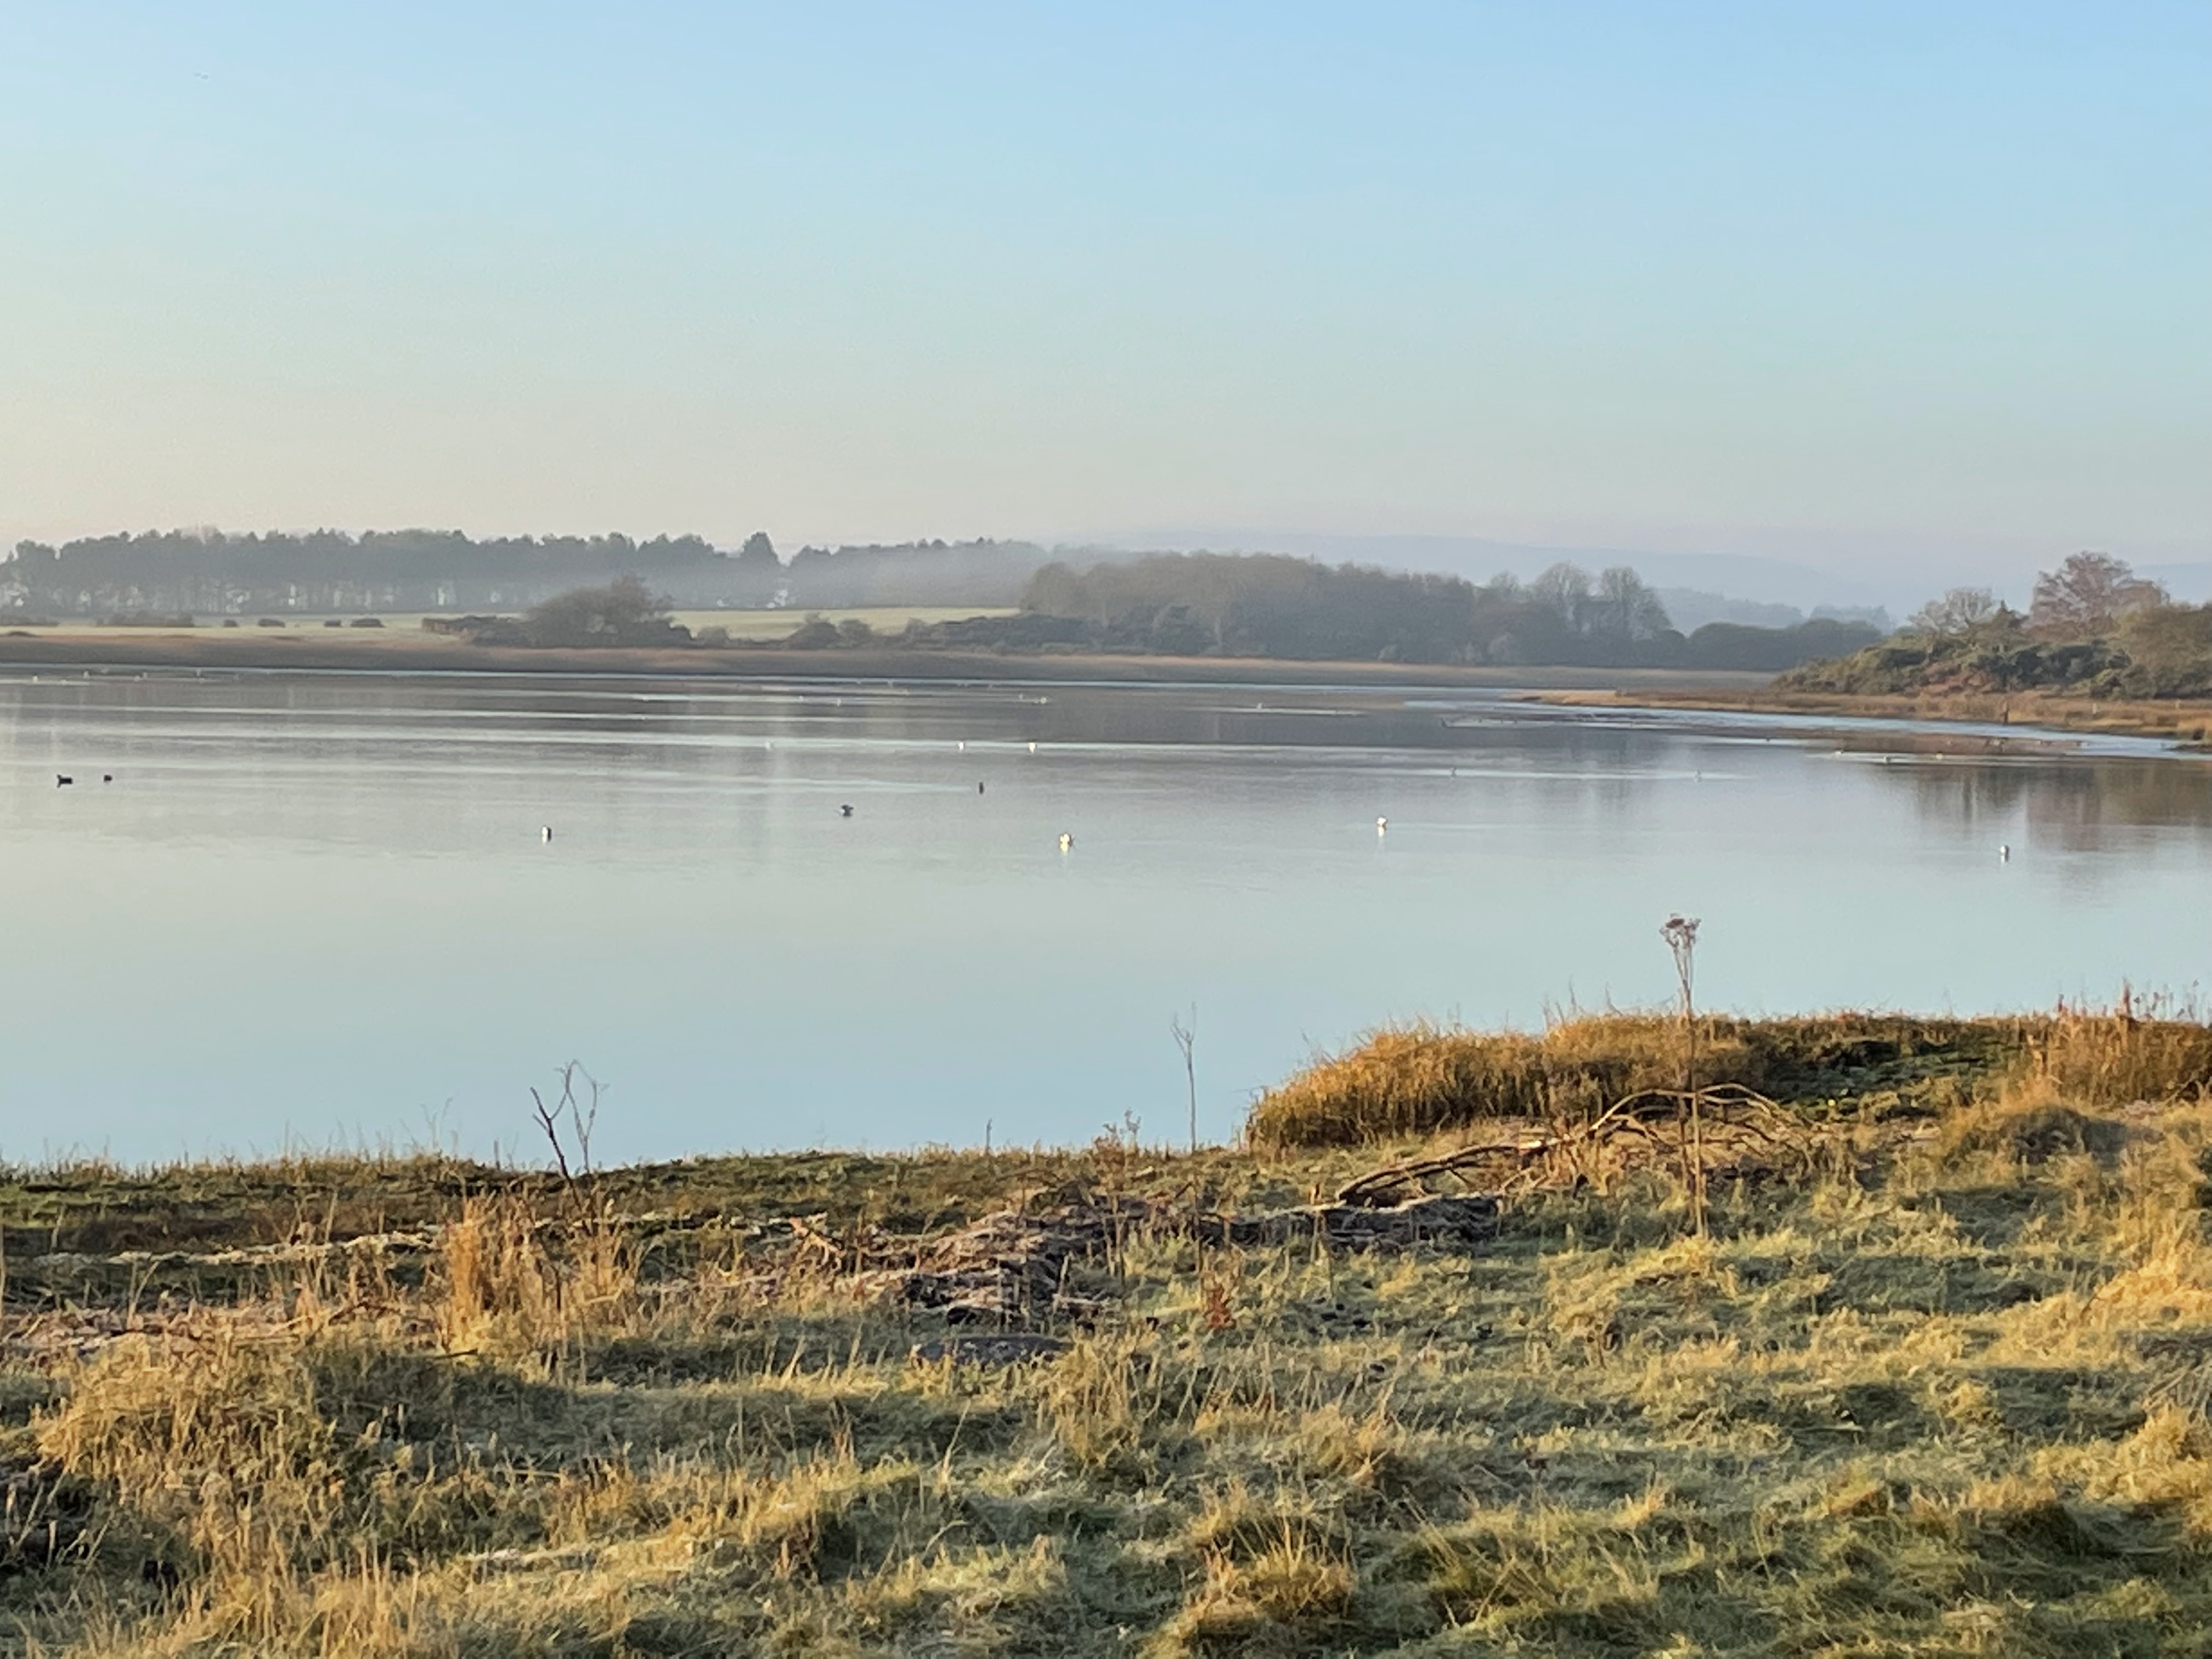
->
[[1, 3, 2205, 583]]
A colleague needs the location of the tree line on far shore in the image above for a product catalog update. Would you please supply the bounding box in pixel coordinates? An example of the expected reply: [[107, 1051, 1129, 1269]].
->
[[1009, 554, 1876, 669], [456, 555, 1878, 670], [1, 527, 1888, 670], [0, 529, 1062, 615]]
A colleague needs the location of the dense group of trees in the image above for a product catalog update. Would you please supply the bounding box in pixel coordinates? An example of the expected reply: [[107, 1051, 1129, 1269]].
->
[[0, 528, 1071, 615], [1010, 552, 1878, 669], [0, 529, 732, 614], [516, 576, 695, 648], [3, 524, 1904, 672], [1785, 552, 2212, 699]]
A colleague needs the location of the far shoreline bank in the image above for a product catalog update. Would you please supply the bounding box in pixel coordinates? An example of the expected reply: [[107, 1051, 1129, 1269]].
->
[[0, 627, 1776, 692], [1526, 685, 2212, 747], [9, 628, 2202, 753]]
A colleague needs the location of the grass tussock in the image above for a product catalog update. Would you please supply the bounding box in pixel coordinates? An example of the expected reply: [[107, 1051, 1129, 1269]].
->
[[1245, 1017, 1728, 1147], [1247, 1003, 2212, 1149], [435, 1192, 640, 1356], [1247, 1010, 2021, 1148], [14, 1012, 2212, 1651]]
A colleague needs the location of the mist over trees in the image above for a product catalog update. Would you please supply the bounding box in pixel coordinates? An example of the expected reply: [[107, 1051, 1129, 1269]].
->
[[1, 529, 727, 614], [1655, 588, 1891, 634], [778, 539, 1075, 607], [0, 528, 1069, 616], [1, 526, 1887, 670]]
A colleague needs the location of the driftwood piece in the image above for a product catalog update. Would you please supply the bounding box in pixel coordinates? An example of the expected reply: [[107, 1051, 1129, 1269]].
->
[[1335, 1144, 1538, 1206]]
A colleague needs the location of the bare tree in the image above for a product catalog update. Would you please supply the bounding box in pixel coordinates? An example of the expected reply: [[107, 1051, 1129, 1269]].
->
[[1592, 566, 1672, 644], [1530, 562, 1594, 630], [1171, 1007, 1199, 1153], [1661, 915, 1706, 1236], [1906, 587, 2001, 639], [530, 1061, 603, 1212], [2028, 552, 2164, 639]]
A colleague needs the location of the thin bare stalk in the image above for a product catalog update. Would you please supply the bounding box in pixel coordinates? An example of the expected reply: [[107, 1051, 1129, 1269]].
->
[[1662, 914, 1706, 1235], [1172, 1006, 1199, 1154]]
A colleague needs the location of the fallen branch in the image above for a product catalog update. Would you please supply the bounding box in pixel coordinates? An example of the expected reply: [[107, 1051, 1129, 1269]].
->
[[1335, 1084, 1819, 1206]]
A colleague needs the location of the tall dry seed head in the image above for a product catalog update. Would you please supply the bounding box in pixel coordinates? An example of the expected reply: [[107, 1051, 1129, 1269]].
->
[[1661, 913, 1706, 1234]]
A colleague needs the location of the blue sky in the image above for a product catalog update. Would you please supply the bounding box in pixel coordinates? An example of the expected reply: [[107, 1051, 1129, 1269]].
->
[[0, 2, 2204, 589]]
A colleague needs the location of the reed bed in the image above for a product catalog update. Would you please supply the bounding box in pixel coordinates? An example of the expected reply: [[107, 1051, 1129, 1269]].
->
[[2030, 997, 2212, 1106]]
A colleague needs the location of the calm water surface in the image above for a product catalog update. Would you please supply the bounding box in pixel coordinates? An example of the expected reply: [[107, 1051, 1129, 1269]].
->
[[3, 669, 2209, 1163]]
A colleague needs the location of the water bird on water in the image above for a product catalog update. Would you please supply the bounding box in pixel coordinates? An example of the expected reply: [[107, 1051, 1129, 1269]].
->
[[55, 775, 72, 787], [977, 782, 985, 794], [102, 774, 112, 783], [840, 804, 855, 818]]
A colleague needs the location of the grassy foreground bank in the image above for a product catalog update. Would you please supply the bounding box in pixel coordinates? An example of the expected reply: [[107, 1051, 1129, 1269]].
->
[[6, 1010, 2212, 1654]]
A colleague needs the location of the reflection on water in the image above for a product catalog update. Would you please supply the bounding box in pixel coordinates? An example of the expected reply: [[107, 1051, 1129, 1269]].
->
[[0, 668, 2207, 1163], [1898, 754, 2212, 854]]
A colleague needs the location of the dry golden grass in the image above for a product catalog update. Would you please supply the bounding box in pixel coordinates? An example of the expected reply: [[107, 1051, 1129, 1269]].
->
[[9, 1013, 2212, 1652], [1246, 1017, 1701, 1146], [434, 1194, 640, 1357], [1248, 1005, 2212, 1150], [2030, 1000, 2212, 1105], [1246, 1010, 2018, 1148]]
